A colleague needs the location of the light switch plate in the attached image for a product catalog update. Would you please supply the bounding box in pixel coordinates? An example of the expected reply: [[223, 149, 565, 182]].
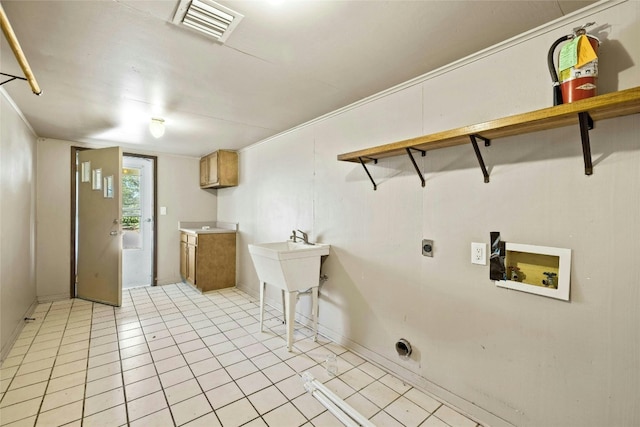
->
[[160, 206, 167, 215]]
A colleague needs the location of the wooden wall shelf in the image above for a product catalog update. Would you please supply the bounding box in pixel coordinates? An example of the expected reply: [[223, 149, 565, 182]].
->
[[337, 86, 640, 190]]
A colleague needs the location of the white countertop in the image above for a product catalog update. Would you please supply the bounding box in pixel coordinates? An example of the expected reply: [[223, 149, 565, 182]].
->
[[179, 221, 237, 234]]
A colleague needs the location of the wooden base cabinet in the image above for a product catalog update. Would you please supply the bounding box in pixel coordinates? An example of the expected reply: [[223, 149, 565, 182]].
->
[[180, 231, 236, 292]]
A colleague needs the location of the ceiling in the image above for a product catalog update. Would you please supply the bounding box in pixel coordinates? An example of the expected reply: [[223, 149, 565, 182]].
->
[[1, 0, 595, 157]]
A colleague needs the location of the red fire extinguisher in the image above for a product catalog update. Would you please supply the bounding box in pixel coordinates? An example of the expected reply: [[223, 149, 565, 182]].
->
[[548, 22, 600, 106]]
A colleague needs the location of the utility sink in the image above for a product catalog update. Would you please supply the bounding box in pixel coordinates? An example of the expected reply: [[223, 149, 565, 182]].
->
[[248, 241, 329, 292], [248, 240, 330, 351]]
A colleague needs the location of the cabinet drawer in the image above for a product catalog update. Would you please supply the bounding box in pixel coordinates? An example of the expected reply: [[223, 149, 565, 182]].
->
[[181, 232, 197, 245]]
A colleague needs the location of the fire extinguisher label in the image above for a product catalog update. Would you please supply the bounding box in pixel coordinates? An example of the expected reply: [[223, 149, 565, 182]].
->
[[576, 35, 598, 68], [559, 37, 580, 71], [576, 83, 597, 91], [559, 59, 598, 82]]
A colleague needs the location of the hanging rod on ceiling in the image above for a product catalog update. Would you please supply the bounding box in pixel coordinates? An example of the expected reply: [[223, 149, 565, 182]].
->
[[0, 3, 42, 95]]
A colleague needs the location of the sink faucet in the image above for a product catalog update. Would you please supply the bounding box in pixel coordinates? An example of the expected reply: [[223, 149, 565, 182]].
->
[[290, 229, 310, 244]]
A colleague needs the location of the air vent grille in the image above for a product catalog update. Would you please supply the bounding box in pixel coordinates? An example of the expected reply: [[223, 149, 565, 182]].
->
[[172, 0, 244, 43]]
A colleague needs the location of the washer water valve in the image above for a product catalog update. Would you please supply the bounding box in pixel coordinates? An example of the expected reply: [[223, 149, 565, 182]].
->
[[542, 272, 558, 288]]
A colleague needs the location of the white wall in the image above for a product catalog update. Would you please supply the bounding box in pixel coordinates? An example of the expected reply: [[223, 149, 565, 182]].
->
[[218, 2, 640, 426], [0, 90, 38, 359], [35, 138, 217, 301]]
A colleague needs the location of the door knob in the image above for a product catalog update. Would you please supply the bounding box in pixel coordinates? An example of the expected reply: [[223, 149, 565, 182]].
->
[[110, 231, 118, 236]]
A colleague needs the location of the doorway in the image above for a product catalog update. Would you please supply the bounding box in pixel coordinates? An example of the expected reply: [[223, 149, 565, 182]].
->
[[122, 155, 155, 288], [70, 148, 158, 299]]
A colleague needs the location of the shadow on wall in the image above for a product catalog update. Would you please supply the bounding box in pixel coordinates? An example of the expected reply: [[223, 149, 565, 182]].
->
[[316, 246, 430, 369], [340, 116, 640, 192], [316, 248, 365, 343], [592, 23, 635, 94]]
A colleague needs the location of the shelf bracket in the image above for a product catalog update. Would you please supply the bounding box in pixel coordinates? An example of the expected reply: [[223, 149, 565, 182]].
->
[[358, 157, 378, 191], [405, 148, 426, 187], [469, 134, 491, 183], [578, 112, 594, 175], [0, 72, 26, 86]]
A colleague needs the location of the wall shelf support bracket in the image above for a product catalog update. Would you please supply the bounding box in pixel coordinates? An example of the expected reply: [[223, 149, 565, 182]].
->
[[358, 157, 378, 191], [405, 148, 426, 187], [0, 72, 26, 86], [578, 112, 594, 175], [469, 134, 491, 183]]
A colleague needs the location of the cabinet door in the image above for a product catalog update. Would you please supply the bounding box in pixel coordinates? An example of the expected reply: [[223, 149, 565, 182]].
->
[[207, 152, 218, 185], [180, 240, 188, 279], [199, 157, 209, 187], [194, 233, 236, 292], [217, 151, 238, 187], [199, 150, 237, 189], [187, 243, 196, 284]]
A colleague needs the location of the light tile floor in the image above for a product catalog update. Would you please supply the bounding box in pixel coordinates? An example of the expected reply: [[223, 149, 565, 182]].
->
[[0, 283, 482, 427]]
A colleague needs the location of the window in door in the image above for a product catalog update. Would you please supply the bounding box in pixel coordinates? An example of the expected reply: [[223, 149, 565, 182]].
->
[[122, 167, 141, 249]]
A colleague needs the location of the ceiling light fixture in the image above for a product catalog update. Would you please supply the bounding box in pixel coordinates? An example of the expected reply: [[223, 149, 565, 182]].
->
[[149, 118, 165, 138]]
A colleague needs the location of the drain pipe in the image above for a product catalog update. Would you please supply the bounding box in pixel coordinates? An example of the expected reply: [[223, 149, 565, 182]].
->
[[296, 274, 329, 298], [302, 372, 375, 427]]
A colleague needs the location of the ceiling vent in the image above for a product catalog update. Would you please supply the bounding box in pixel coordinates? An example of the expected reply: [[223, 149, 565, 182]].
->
[[172, 0, 244, 43]]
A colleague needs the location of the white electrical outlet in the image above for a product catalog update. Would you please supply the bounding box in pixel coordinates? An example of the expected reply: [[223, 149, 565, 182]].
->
[[471, 242, 487, 265]]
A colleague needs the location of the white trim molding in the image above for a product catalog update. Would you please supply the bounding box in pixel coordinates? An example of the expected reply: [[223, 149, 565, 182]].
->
[[241, 0, 627, 154], [0, 87, 37, 137]]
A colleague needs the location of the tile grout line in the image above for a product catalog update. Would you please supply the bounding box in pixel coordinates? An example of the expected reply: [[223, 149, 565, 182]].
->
[[190, 287, 272, 426], [238, 288, 336, 426], [138, 289, 456, 424], [123, 285, 177, 426], [0, 303, 51, 424], [205, 287, 329, 426], [258, 300, 449, 427], [34, 300, 77, 426], [0, 302, 51, 403], [142, 282, 211, 426], [173, 283, 268, 426], [179, 285, 286, 425], [37, 303, 69, 425], [162, 284, 220, 421], [1, 285, 482, 427], [154, 283, 280, 426], [82, 294, 141, 425], [165, 286, 248, 425], [132, 284, 331, 426], [79, 299, 95, 427], [115, 289, 133, 427], [241, 294, 416, 427], [169, 284, 227, 424]]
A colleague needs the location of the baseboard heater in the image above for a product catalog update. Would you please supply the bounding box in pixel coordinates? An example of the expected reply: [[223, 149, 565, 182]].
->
[[302, 372, 375, 427]]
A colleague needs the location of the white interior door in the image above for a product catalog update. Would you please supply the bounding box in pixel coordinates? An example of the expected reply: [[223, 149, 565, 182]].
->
[[77, 147, 122, 306], [122, 156, 154, 288]]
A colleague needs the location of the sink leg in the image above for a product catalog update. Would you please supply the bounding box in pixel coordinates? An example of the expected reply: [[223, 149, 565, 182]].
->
[[312, 287, 319, 342], [259, 282, 265, 332], [281, 290, 286, 324], [285, 291, 296, 352]]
